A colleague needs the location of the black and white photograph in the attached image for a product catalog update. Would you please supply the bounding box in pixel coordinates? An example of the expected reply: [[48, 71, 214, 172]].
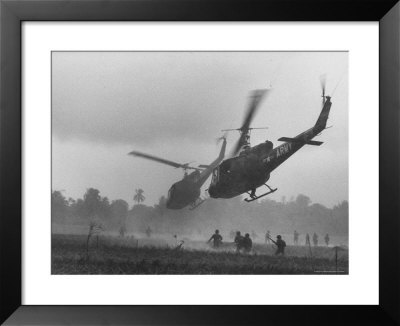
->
[[51, 51, 348, 275]]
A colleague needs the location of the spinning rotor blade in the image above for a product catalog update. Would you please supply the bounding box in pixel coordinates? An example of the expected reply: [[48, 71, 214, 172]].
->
[[242, 89, 269, 132], [231, 89, 270, 155], [129, 151, 200, 171], [320, 74, 327, 104]]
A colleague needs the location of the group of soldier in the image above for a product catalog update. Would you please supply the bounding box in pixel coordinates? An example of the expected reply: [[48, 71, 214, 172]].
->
[[207, 228, 332, 255], [207, 229, 286, 255], [266, 230, 330, 247], [301, 231, 330, 247], [208, 230, 254, 253]]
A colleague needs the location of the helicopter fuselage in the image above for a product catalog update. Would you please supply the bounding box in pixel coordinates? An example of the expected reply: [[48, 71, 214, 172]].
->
[[208, 97, 332, 199], [166, 172, 201, 209], [208, 141, 273, 198], [165, 138, 227, 209]]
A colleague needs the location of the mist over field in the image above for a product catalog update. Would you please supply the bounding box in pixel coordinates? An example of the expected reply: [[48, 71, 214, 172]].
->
[[52, 188, 348, 246]]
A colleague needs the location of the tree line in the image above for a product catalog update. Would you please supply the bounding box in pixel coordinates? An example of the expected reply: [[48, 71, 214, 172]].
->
[[52, 188, 348, 238]]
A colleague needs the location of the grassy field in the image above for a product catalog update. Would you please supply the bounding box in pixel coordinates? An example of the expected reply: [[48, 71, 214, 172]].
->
[[52, 234, 348, 275]]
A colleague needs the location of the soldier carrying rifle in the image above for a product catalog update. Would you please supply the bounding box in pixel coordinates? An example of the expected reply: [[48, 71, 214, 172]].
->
[[267, 234, 287, 256]]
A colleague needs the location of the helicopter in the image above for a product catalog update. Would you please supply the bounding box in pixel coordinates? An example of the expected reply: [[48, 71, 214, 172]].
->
[[129, 137, 226, 210], [208, 78, 333, 202]]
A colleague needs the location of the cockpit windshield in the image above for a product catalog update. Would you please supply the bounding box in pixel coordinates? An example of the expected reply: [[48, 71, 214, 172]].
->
[[167, 185, 175, 201], [211, 167, 219, 185]]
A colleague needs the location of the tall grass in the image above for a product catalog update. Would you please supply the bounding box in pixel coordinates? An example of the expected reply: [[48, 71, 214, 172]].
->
[[52, 234, 348, 275]]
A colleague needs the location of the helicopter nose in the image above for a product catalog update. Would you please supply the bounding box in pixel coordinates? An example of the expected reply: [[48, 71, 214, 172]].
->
[[208, 185, 217, 198], [166, 198, 171, 208]]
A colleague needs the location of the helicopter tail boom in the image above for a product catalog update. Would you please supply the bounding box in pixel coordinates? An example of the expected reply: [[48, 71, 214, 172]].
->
[[277, 137, 323, 146], [314, 96, 332, 133], [197, 137, 227, 186]]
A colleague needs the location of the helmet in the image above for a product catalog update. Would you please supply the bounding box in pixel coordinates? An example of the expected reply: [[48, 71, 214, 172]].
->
[[277, 235, 282, 239]]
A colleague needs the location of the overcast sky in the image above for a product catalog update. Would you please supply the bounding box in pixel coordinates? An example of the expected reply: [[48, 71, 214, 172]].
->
[[52, 51, 348, 207]]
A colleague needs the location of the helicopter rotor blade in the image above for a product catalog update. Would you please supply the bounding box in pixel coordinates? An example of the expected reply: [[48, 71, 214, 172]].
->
[[231, 89, 270, 156], [215, 131, 228, 145], [320, 73, 327, 104], [129, 151, 199, 170], [181, 162, 202, 171]]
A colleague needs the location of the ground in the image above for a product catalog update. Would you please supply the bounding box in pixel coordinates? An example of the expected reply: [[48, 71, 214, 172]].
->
[[51, 234, 348, 275]]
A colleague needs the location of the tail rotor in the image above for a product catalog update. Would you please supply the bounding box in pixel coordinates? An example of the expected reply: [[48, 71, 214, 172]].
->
[[320, 73, 327, 105]]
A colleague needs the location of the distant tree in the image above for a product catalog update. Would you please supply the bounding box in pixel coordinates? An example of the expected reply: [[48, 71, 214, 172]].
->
[[51, 190, 69, 222], [80, 188, 110, 220], [333, 200, 348, 212], [110, 199, 129, 228], [100, 196, 111, 219], [154, 196, 167, 216], [70, 198, 84, 219], [67, 197, 76, 206], [295, 194, 311, 209], [133, 188, 145, 205]]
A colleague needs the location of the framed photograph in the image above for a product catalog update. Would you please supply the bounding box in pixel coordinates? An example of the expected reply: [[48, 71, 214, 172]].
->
[[1, 0, 399, 325]]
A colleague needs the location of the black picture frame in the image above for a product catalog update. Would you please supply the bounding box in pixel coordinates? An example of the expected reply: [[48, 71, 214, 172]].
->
[[1, 0, 399, 325]]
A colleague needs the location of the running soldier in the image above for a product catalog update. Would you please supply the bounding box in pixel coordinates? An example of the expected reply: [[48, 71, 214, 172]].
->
[[324, 233, 330, 246], [242, 233, 253, 253], [145, 226, 152, 238], [270, 235, 286, 256], [234, 231, 244, 252], [293, 230, 299, 245], [305, 233, 311, 246], [207, 229, 223, 248]]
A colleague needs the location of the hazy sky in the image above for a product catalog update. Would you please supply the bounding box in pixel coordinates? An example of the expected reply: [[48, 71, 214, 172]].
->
[[52, 52, 348, 208]]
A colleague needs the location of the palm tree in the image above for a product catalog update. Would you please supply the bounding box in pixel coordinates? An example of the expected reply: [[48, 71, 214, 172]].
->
[[133, 188, 145, 205]]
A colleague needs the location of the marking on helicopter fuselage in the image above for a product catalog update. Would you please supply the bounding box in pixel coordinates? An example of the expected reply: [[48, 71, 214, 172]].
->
[[263, 142, 293, 164], [276, 142, 292, 158], [264, 156, 272, 163]]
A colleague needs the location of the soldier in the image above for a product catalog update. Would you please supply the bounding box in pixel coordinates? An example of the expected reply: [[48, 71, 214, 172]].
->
[[242, 233, 253, 253], [234, 231, 244, 252], [324, 233, 330, 246], [207, 229, 223, 248], [305, 233, 311, 246], [265, 230, 271, 244], [145, 226, 152, 238], [119, 225, 127, 238], [313, 232, 319, 246], [271, 235, 286, 256], [293, 230, 299, 245]]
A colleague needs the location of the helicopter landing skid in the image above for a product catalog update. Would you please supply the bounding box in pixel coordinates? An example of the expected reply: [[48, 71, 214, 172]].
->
[[189, 198, 206, 210], [245, 184, 277, 202]]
